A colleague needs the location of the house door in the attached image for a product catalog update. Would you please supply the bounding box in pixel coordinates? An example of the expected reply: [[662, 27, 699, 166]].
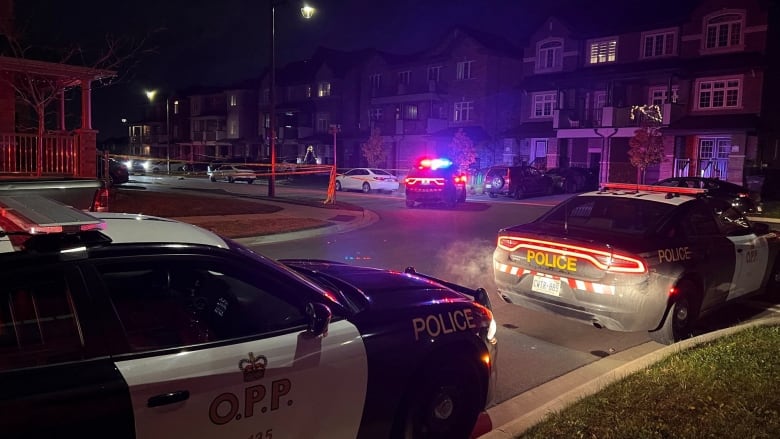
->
[[698, 137, 730, 179]]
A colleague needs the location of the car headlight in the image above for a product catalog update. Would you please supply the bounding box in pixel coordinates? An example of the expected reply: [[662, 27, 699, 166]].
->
[[143, 161, 150, 170], [487, 316, 497, 341]]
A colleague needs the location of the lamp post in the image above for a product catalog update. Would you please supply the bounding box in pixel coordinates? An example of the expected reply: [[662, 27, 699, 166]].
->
[[267, 2, 316, 197], [145, 89, 171, 174]]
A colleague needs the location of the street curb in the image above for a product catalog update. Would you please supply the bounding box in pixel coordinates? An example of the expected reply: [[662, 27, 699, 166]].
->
[[233, 208, 381, 245], [479, 316, 780, 439]]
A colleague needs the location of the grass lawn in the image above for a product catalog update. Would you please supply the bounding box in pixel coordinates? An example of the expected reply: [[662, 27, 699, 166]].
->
[[518, 324, 780, 439]]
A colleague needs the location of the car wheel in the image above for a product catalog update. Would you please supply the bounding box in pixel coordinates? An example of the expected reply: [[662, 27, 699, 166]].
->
[[210, 176, 216, 182], [458, 190, 466, 203], [405, 199, 415, 208], [649, 281, 698, 345], [514, 185, 526, 200], [335, 181, 342, 191], [492, 177, 505, 190], [488, 192, 497, 198], [247, 179, 254, 184], [362, 182, 371, 193], [394, 361, 481, 439], [764, 258, 780, 298], [565, 180, 578, 193], [228, 176, 234, 183]]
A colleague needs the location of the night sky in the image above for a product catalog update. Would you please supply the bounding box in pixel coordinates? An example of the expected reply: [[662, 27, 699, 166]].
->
[[14, 0, 629, 140]]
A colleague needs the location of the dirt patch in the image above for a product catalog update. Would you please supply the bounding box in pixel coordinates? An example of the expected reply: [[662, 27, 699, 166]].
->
[[108, 189, 282, 217], [189, 217, 330, 238]]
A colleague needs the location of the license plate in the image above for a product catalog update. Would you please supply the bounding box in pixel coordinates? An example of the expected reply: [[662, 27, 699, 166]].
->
[[532, 275, 561, 296]]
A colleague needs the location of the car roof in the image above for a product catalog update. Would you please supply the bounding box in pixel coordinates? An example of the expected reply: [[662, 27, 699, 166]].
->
[[93, 213, 230, 248], [582, 186, 702, 206]]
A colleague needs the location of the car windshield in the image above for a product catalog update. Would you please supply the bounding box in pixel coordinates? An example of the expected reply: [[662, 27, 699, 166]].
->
[[538, 196, 676, 235]]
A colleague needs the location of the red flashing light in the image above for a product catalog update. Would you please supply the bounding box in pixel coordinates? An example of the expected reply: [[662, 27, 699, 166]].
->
[[455, 174, 467, 184], [601, 182, 705, 196], [417, 158, 453, 170]]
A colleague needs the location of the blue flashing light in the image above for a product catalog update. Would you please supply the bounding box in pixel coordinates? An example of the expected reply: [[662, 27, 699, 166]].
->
[[418, 158, 452, 170]]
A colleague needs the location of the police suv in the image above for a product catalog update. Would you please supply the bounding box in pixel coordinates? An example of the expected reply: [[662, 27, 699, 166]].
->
[[0, 195, 497, 439], [493, 183, 780, 345], [404, 158, 468, 208]]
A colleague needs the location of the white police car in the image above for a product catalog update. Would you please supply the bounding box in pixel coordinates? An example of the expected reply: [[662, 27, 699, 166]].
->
[[493, 183, 780, 345], [0, 195, 497, 439]]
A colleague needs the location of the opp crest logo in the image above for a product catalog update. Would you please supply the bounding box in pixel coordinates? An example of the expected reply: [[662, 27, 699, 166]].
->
[[238, 352, 267, 382]]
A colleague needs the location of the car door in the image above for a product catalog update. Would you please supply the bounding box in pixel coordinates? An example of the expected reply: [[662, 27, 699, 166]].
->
[[0, 263, 133, 438], [712, 205, 770, 299], [343, 169, 359, 190], [94, 256, 369, 439]]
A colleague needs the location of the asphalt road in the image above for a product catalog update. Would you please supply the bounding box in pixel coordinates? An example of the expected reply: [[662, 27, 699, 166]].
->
[[130, 174, 780, 409]]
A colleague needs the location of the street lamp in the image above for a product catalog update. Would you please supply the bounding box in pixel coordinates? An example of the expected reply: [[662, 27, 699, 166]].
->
[[268, 2, 316, 197], [145, 89, 171, 174]]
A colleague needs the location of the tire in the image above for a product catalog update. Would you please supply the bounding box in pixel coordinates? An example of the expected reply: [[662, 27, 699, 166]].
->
[[565, 180, 578, 193], [491, 177, 505, 190], [335, 181, 342, 191], [445, 198, 457, 209], [649, 282, 698, 345], [228, 176, 234, 183], [210, 176, 216, 182], [488, 192, 497, 199], [764, 258, 780, 297], [514, 185, 526, 200], [458, 190, 466, 203], [405, 199, 415, 208], [362, 182, 371, 193], [394, 362, 481, 439], [247, 179, 254, 184]]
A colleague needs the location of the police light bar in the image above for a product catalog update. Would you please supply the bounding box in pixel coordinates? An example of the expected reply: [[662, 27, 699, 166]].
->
[[417, 158, 452, 170], [600, 182, 706, 195], [0, 195, 105, 235]]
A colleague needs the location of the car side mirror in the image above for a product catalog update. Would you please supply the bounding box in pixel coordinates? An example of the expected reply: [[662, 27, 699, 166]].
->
[[752, 222, 770, 236], [306, 302, 332, 337]]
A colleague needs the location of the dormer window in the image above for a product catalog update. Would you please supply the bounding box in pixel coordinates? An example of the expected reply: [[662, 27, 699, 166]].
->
[[536, 39, 563, 73], [704, 12, 744, 52], [642, 29, 676, 58], [588, 38, 617, 64]]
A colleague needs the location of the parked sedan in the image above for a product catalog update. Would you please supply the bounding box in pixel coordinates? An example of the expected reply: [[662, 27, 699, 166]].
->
[[335, 168, 400, 193], [207, 164, 257, 184], [653, 176, 762, 214], [545, 167, 599, 193]]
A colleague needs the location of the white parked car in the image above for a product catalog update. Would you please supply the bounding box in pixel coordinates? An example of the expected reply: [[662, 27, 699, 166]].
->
[[207, 164, 258, 184], [335, 168, 400, 193]]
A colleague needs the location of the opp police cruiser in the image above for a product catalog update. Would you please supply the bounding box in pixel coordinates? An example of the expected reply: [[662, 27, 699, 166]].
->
[[493, 183, 780, 345], [0, 195, 497, 439], [404, 158, 468, 209]]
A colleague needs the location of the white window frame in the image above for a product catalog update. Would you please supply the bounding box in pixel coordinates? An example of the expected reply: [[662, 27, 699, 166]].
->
[[531, 92, 557, 118], [369, 108, 383, 121], [703, 11, 744, 53], [699, 137, 731, 159], [648, 85, 680, 106], [369, 74, 381, 89], [229, 120, 238, 136], [535, 39, 563, 73], [641, 29, 677, 58], [454, 101, 474, 122], [404, 104, 418, 120], [532, 139, 548, 161], [229, 94, 237, 107], [428, 66, 441, 82], [456, 60, 474, 80], [316, 113, 330, 132], [173, 100, 180, 115], [588, 38, 618, 64], [305, 85, 312, 98], [398, 71, 411, 85], [695, 76, 742, 111], [317, 82, 331, 97]]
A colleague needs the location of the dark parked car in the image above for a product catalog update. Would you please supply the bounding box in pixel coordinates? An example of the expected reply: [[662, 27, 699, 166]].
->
[[653, 176, 762, 214], [484, 165, 554, 199], [97, 156, 129, 185], [545, 167, 599, 193]]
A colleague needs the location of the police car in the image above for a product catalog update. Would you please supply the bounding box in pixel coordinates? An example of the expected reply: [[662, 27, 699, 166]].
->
[[493, 183, 780, 345], [0, 195, 497, 439], [404, 158, 468, 208]]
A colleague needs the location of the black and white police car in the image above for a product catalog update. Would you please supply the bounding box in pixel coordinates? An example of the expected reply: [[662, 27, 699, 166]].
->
[[0, 195, 497, 439], [493, 183, 780, 345]]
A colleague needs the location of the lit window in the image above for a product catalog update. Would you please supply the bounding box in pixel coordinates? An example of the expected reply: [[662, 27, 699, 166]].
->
[[456, 60, 474, 80], [454, 101, 473, 122], [696, 77, 741, 110], [428, 66, 441, 82], [229, 121, 238, 136], [305, 86, 312, 98], [318, 82, 331, 97], [398, 71, 411, 85], [369, 74, 381, 89], [536, 40, 562, 73], [405, 104, 418, 120], [589, 39, 617, 64], [229, 94, 237, 107], [642, 30, 676, 58], [173, 100, 179, 115], [704, 13, 743, 51], [531, 92, 557, 118]]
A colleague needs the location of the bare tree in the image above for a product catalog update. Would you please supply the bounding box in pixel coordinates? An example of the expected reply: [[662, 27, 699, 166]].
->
[[361, 127, 387, 168], [628, 105, 665, 184], [450, 128, 476, 172]]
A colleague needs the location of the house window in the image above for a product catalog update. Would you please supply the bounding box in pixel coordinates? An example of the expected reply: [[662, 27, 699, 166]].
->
[[229, 121, 238, 136], [428, 66, 441, 82], [704, 13, 743, 51], [588, 39, 617, 64], [316, 113, 330, 132], [699, 138, 731, 159], [305, 86, 312, 98], [263, 114, 270, 129], [649, 86, 680, 105], [229, 94, 237, 107], [454, 101, 474, 122], [642, 30, 676, 58], [317, 82, 331, 97], [531, 92, 557, 118], [398, 71, 411, 85], [404, 104, 418, 120], [456, 60, 474, 80], [369, 74, 381, 89], [536, 40, 563, 72], [696, 77, 741, 110], [369, 108, 383, 121], [173, 100, 179, 115]]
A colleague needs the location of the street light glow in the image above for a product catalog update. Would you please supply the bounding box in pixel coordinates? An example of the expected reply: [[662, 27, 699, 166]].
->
[[301, 5, 316, 19], [145, 89, 157, 102]]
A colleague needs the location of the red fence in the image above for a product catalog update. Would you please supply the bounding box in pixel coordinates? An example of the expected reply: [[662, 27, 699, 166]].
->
[[0, 133, 78, 176]]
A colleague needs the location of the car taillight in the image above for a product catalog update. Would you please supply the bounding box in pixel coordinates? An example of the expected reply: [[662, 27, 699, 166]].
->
[[93, 187, 110, 212], [738, 192, 749, 198], [497, 236, 647, 274], [405, 177, 417, 185], [455, 175, 467, 184]]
